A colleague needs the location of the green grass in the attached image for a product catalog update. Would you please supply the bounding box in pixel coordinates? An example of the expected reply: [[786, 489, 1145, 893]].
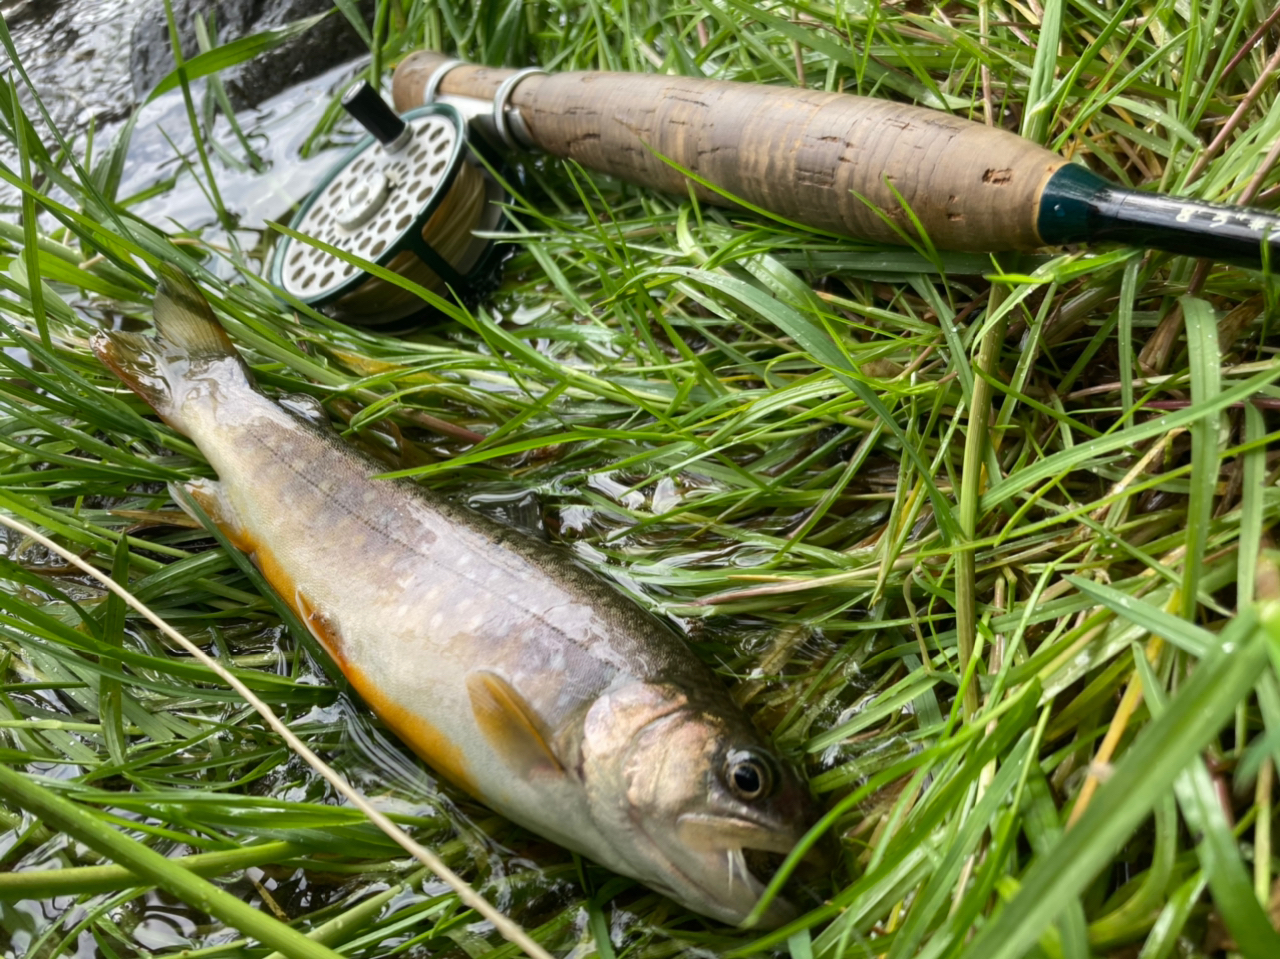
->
[[2, 1, 1280, 957]]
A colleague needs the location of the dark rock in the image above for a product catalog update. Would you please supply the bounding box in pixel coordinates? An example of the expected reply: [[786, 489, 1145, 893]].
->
[[129, 0, 374, 110], [0, 0, 63, 28]]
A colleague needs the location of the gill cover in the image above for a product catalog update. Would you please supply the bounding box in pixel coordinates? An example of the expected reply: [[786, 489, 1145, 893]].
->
[[580, 682, 813, 927]]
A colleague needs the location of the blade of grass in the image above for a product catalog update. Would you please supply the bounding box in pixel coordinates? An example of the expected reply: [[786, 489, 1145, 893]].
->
[[1180, 294, 1221, 619], [0, 513, 554, 959], [0, 764, 347, 959]]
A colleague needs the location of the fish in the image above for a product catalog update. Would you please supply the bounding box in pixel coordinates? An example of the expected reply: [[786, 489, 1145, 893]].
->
[[91, 268, 822, 927]]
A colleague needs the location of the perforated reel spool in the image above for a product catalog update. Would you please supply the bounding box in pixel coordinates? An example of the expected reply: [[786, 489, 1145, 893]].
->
[[270, 103, 507, 327]]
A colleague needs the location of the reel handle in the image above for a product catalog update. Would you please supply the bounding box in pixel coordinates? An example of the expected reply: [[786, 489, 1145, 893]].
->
[[342, 81, 410, 149], [392, 51, 1063, 253]]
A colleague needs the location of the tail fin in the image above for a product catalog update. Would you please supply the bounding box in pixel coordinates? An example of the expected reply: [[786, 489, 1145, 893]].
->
[[151, 266, 243, 359], [92, 266, 252, 435]]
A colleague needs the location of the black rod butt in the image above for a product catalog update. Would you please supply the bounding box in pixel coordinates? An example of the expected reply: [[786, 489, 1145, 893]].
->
[[1039, 164, 1279, 269]]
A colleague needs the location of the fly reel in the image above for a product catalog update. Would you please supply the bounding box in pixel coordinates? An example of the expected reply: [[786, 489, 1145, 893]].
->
[[270, 82, 508, 328]]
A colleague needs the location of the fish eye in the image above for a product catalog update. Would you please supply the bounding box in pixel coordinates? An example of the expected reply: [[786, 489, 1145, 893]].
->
[[725, 750, 774, 801]]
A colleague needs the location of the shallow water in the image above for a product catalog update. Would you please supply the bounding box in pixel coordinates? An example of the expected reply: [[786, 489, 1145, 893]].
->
[[3, 0, 139, 133], [2, 0, 366, 267], [120, 58, 367, 242]]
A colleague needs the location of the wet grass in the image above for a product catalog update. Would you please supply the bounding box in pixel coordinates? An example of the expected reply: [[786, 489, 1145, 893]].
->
[[2, 0, 1280, 957]]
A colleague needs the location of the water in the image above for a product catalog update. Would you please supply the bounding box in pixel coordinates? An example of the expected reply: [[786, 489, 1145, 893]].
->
[[2, 0, 367, 269], [3, 0, 139, 134], [121, 59, 367, 241]]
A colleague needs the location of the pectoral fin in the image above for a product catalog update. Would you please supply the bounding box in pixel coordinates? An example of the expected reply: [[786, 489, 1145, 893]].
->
[[170, 479, 251, 551], [467, 671, 564, 777]]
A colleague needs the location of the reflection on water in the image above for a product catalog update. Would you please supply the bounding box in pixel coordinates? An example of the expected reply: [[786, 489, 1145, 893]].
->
[[2, 0, 368, 269], [3, 0, 140, 133], [121, 58, 367, 241]]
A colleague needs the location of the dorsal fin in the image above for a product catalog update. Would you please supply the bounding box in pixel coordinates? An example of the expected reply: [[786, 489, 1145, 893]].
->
[[467, 671, 564, 777]]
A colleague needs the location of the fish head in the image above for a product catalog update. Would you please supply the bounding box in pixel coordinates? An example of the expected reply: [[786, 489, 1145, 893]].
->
[[580, 682, 821, 928]]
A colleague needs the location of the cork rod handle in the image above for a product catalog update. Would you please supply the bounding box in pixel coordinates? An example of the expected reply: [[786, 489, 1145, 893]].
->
[[392, 52, 1066, 252]]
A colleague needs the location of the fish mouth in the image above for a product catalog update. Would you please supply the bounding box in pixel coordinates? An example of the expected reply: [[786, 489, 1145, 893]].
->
[[742, 847, 791, 888], [733, 832, 828, 903], [674, 813, 815, 927]]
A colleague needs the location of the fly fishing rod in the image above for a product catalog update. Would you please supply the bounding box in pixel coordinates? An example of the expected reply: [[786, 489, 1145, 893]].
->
[[386, 51, 1280, 269], [269, 54, 1279, 327]]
